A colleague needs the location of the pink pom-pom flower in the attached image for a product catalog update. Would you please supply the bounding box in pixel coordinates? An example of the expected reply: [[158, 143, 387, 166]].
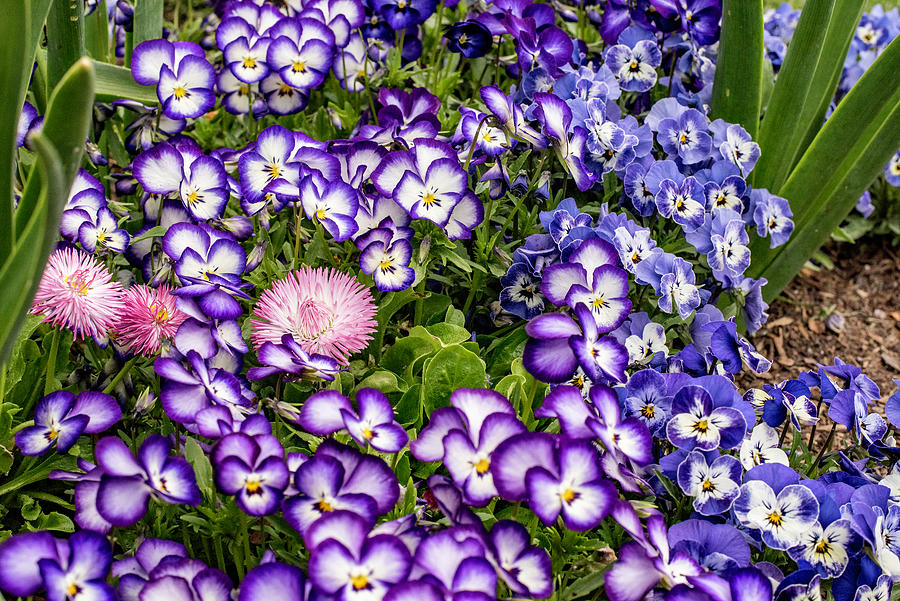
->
[[115, 284, 187, 356]]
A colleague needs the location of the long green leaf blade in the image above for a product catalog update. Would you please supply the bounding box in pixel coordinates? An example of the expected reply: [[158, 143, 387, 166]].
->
[[0, 0, 54, 262], [93, 60, 159, 105], [752, 0, 834, 192], [0, 135, 65, 364], [133, 0, 164, 48], [709, 0, 764, 137], [748, 37, 900, 302], [46, 0, 87, 92], [15, 58, 96, 237]]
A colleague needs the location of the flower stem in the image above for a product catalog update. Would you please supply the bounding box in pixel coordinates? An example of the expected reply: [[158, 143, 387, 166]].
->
[[102, 356, 138, 395], [291, 205, 303, 271], [806, 422, 838, 476], [44, 329, 61, 396]]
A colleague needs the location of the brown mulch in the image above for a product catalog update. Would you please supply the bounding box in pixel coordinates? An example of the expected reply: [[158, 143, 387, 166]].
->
[[740, 238, 900, 402]]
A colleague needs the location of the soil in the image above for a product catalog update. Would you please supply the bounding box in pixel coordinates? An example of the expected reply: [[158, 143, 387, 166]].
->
[[740, 237, 900, 403]]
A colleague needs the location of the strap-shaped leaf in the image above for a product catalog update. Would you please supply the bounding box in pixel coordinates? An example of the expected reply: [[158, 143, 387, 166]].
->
[[46, 0, 87, 92], [15, 58, 97, 236], [748, 37, 900, 302], [792, 1, 865, 159], [709, 0, 764, 137], [84, 0, 110, 62], [0, 135, 66, 364], [134, 0, 164, 48], [752, 0, 835, 192], [0, 0, 54, 261], [93, 60, 159, 105]]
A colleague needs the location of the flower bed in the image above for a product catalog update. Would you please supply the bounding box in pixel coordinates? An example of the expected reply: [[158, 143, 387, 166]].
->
[[1, 2, 900, 601]]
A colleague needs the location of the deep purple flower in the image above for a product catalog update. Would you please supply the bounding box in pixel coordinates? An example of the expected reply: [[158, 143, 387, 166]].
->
[[94, 434, 201, 527], [307, 510, 412, 601], [113, 539, 188, 601], [523, 303, 628, 384], [299, 388, 408, 453], [16, 390, 121, 455], [136, 557, 232, 601], [0, 531, 114, 601], [238, 561, 306, 601], [283, 441, 399, 535], [248, 333, 342, 382], [445, 21, 492, 58], [155, 350, 248, 426], [213, 432, 290, 515]]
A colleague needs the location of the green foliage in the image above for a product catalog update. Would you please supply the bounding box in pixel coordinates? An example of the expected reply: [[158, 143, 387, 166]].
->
[[709, 0, 764, 137], [712, 0, 900, 304], [0, 56, 95, 364]]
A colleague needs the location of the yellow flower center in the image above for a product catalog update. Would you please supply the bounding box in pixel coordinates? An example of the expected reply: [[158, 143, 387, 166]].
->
[[766, 511, 783, 527], [174, 86, 188, 99], [279, 83, 293, 95], [245, 478, 262, 494], [187, 190, 200, 204], [292, 61, 307, 73], [693, 419, 709, 433], [591, 296, 607, 308], [560, 488, 576, 503], [474, 458, 490, 474], [315, 208, 327, 220], [317, 498, 334, 512], [362, 427, 374, 439], [67, 583, 80, 596], [379, 259, 393, 270], [815, 538, 831, 556], [397, 0, 406, 8], [47, 427, 59, 441], [65, 272, 90, 295], [351, 574, 369, 590], [268, 164, 281, 178], [640, 405, 655, 419], [422, 192, 437, 206], [243, 56, 257, 68], [701, 479, 715, 492], [679, 133, 688, 144]]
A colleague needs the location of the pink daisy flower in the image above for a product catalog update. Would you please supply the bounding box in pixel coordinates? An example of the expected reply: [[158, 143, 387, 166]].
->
[[115, 284, 188, 356], [250, 267, 377, 364], [30, 248, 126, 341]]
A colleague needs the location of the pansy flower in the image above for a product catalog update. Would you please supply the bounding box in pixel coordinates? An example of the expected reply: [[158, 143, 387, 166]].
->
[[604, 27, 662, 92], [622, 369, 679, 436], [445, 21, 492, 58], [532, 92, 596, 191], [300, 174, 359, 241], [739, 424, 790, 471], [131, 40, 216, 119], [733, 465, 820, 550], [298, 388, 408, 453], [133, 142, 230, 221], [666, 385, 746, 451], [657, 256, 701, 319], [540, 237, 630, 331], [523, 303, 629, 384], [412, 388, 525, 506], [371, 139, 468, 227], [484, 520, 553, 598], [657, 108, 711, 165], [656, 175, 706, 231], [283, 441, 399, 535], [94, 434, 202, 527], [136, 557, 231, 601], [718, 123, 761, 176], [752, 189, 794, 248], [492, 433, 617, 531], [359, 232, 416, 292], [267, 17, 336, 89], [113, 538, 188, 601], [676, 450, 742, 516], [154, 350, 249, 426], [260, 71, 310, 115], [213, 432, 290, 516], [16, 391, 121, 456], [307, 511, 412, 601], [0, 531, 114, 601], [788, 519, 861, 578]]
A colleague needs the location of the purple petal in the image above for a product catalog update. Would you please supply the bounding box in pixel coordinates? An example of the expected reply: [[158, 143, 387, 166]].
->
[[299, 390, 353, 435], [0, 532, 59, 596], [540, 264, 588, 306], [238, 562, 306, 601], [96, 475, 151, 526], [523, 337, 578, 383], [410, 408, 465, 462], [305, 509, 371, 551], [491, 432, 557, 501], [95, 436, 144, 476], [72, 392, 122, 434]]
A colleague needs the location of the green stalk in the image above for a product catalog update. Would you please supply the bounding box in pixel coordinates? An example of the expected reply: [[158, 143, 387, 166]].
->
[[103, 356, 138, 395], [44, 328, 61, 396]]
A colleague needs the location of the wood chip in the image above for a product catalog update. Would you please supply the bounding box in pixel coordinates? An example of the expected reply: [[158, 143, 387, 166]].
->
[[883, 352, 900, 372], [890, 312, 900, 322], [767, 317, 795, 328], [808, 318, 825, 334]]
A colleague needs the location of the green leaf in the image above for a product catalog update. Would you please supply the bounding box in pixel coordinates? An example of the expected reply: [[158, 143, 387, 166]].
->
[[420, 323, 471, 346], [422, 344, 487, 415], [34, 512, 75, 532], [84, 0, 109, 61], [709, 0, 764, 137], [0, 0, 54, 261], [16, 57, 96, 236], [93, 60, 158, 105], [752, 0, 836, 192], [130, 224, 169, 243], [394, 383, 423, 426], [354, 371, 405, 394], [749, 37, 900, 302], [46, 0, 87, 93], [184, 437, 215, 502], [382, 336, 440, 375], [133, 0, 163, 48]]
